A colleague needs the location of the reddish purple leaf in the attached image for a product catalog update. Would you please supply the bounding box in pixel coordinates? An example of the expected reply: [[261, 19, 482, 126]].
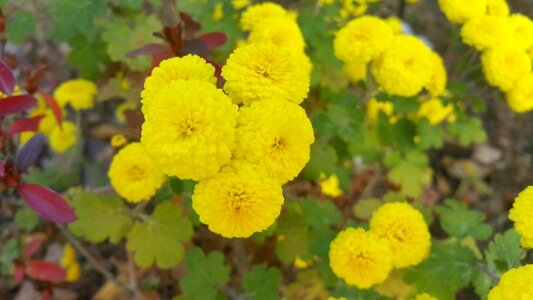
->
[[127, 43, 169, 58], [0, 60, 16, 96], [15, 133, 45, 172], [39, 91, 62, 128], [0, 160, 4, 178], [17, 184, 77, 224], [14, 265, 25, 282], [23, 238, 44, 260], [25, 260, 66, 283], [8, 115, 44, 135], [198, 32, 227, 49], [0, 95, 37, 117]]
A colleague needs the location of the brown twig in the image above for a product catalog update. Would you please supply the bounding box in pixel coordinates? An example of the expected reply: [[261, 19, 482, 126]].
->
[[161, 0, 181, 27], [56, 224, 132, 294]]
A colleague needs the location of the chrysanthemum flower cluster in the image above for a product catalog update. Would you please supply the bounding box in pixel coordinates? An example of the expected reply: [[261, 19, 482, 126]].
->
[[22, 79, 97, 153], [133, 2, 314, 238], [329, 202, 431, 289], [439, 0, 533, 113], [334, 15, 454, 127]]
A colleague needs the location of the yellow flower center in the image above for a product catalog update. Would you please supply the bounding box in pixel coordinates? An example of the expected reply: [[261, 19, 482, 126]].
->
[[179, 118, 202, 138], [269, 137, 285, 153], [228, 184, 250, 212], [129, 165, 145, 181]]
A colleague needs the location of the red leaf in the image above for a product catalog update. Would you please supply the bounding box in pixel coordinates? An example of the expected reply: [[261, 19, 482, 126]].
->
[[198, 32, 227, 49], [14, 265, 25, 282], [17, 184, 77, 224], [8, 115, 44, 135], [0, 160, 4, 178], [0, 95, 37, 117], [39, 91, 62, 128], [25, 260, 66, 283], [15, 133, 45, 172], [127, 43, 169, 58], [23, 238, 44, 260], [0, 59, 16, 95]]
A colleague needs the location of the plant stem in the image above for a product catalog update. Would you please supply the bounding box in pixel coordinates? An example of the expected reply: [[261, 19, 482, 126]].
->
[[398, 0, 406, 18], [56, 224, 132, 294]]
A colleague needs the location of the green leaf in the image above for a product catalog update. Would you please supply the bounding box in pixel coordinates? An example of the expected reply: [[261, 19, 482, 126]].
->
[[48, 0, 106, 41], [417, 119, 445, 150], [127, 201, 193, 269], [384, 150, 430, 198], [102, 14, 161, 71], [119, 0, 142, 8], [472, 271, 492, 300], [447, 116, 486, 146], [243, 265, 281, 300], [300, 198, 342, 231], [14, 206, 39, 232], [283, 270, 328, 300], [403, 242, 477, 300], [6, 12, 37, 44], [179, 247, 230, 300], [0, 239, 20, 276], [485, 228, 523, 274], [68, 33, 110, 79], [275, 202, 313, 264], [353, 198, 382, 220], [435, 199, 492, 240], [69, 191, 134, 244], [302, 143, 338, 181]]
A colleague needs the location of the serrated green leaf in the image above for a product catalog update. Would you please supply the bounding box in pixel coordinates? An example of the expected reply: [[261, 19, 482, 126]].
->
[[69, 191, 134, 244], [14, 206, 39, 232], [447, 116, 486, 146], [403, 242, 477, 300], [300, 198, 342, 231], [179, 247, 230, 300], [485, 229, 523, 274], [243, 265, 281, 300], [472, 271, 492, 300], [417, 119, 445, 150], [102, 14, 161, 71], [68, 33, 110, 79], [284, 270, 328, 300], [435, 199, 492, 240], [48, 0, 106, 41], [385, 150, 430, 198], [275, 202, 313, 264], [127, 201, 193, 269], [6, 12, 36, 44]]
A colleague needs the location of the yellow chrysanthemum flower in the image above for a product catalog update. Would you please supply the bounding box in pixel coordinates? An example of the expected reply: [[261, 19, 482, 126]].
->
[[192, 160, 284, 238], [413, 293, 438, 300], [366, 98, 394, 122], [506, 73, 533, 113], [509, 14, 533, 50], [111, 134, 127, 148], [108, 142, 165, 203], [141, 55, 217, 114], [240, 2, 292, 31], [417, 98, 454, 125], [486, 0, 509, 17], [509, 186, 533, 247], [222, 43, 310, 105], [334, 16, 393, 64], [386, 16, 403, 34], [488, 265, 533, 300], [232, 0, 249, 10], [141, 80, 238, 180], [319, 173, 343, 198], [49, 121, 77, 153], [461, 16, 512, 51], [54, 79, 97, 110], [344, 60, 368, 83], [372, 35, 432, 97], [370, 202, 431, 268], [438, 0, 487, 24], [115, 102, 137, 124], [60, 244, 81, 282], [329, 227, 393, 289], [247, 18, 306, 53], [426, 51, 447, 97], [481, 46, 531, 92], [212, 2, 224, 21], [234, 98, 314, 184]]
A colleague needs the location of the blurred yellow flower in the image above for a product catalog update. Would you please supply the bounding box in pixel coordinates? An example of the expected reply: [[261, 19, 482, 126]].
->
[[366, 98, 394, 122], [49, 121, 77, 153], [232, 0, 249, 9], [60, 244, 81, 282], [111, 134, 127, 148], [509, 186, 533, 247], [212, 2, 224, 21], [294, 256, 311, 269], [54, 79, 97, 110], [319, 173, 343, 198], [417, 98, 454, 125], [115, 102, 137, 124]]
